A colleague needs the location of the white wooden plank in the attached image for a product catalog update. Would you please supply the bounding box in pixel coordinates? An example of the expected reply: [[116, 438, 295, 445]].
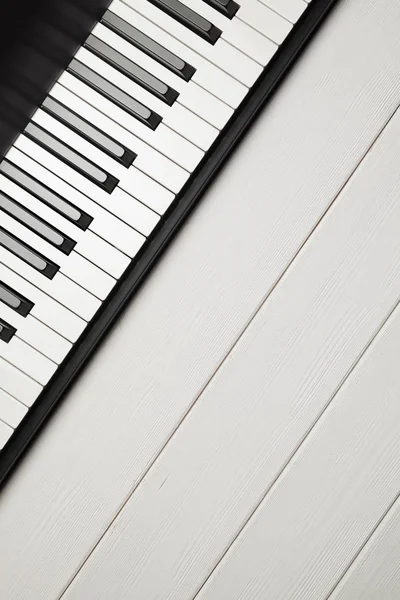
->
[[193, 306, 400, 600], [329, 497, 400, 600], [61, 102, 400, 600], [1, 0, 400, 598]]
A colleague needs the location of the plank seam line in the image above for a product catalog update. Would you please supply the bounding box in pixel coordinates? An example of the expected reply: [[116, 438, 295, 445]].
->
[[324, 485, 400, 596], [191, 296, 400, 599], [57, 101, 400, 599]]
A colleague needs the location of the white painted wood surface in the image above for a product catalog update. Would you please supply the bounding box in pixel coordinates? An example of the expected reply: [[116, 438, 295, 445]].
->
[[0, 0, 400, 598], [62, 99, 400, 600], [330, 497, 400, 600], [195, 296, 400, 600]]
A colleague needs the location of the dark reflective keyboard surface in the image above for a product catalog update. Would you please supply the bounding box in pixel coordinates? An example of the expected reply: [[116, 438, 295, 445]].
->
[[0, 0, 111, 159]]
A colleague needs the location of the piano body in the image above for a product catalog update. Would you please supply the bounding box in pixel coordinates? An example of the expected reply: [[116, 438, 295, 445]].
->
[[0, 0, 338, 482]]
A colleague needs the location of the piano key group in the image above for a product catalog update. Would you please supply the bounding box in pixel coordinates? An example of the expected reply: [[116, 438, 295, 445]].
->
[[0, 0, 309, 447]]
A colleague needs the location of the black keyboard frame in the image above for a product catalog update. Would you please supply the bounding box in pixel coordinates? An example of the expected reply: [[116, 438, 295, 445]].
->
[[0, 0, 341, 489]]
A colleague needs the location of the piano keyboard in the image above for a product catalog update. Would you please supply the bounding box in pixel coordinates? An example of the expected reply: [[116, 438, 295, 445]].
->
[[0, 0, 339, 483]]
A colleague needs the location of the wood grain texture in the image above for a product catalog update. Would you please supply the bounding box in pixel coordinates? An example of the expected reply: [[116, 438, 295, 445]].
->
[[329, 498, 400, 600], [1, 0, 400, 598], [195, 304, 400, 600], [62, 100, 400, 600]]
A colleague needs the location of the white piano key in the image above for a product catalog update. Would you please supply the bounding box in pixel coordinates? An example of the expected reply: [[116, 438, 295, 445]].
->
[[237, 0, 293, 44], [31, 107, 175, 215], [7, 147, 147, 256], [14, 134, 112, 212], [86, 33, 180, 107], [0, 335, 57, 386], [50, 83, 189, 194], [25, 124, 118, 196], [103, 6, 196, 79], [0, 420, 13, 450], [0, 175, 131, 279], [120, 0, 264, 81], [32, 108, 127, 182], [0, 159, 92, 231], [92, 23, 234, 129], [115, 169, 175, 215], [42, 96, 135, 168], [15, 130, 174, 219], [176, 80, 233, 129], [14, 136, 151, 248], [0, 211, 116, 301], [75, 47, 219, 150], [0, 190, 72, 256], [0, 356, 42, 407], [258, 0, 308, 23], [64, 250, 115, 302], [0, 302, 72, 364], [0, 245, 101, 322], [180, 0, 281, 59], [59, 71, 203, 172], [109, 0, 250, 105], [102, 189, 161, 233], [0, 262, 86, 343], [71, 231, 131, 278], [0, 388, 27, 429]]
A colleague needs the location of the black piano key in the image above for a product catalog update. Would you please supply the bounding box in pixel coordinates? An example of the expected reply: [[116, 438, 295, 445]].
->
[[24, 122, 119, 193], [0, 228, 59, 280], [42, 96, 137, 167], [0, 192, 76, 256], [0, 281, 34, 317], [147, 0, 222, 44], [101, 10, 195, 81], [0, 161, 93, 231], [68, 59, 162, 131], [85, 34, 179, 106], [0, 318, 16, 344], [201, 0, 239, 18]]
